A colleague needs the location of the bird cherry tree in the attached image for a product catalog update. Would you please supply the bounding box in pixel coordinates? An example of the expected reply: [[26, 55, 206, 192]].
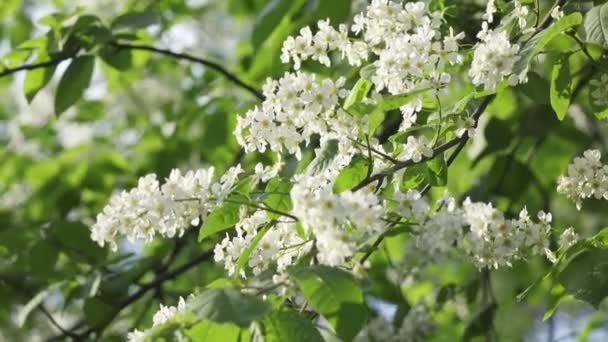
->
[[1, 0, 608, 341]]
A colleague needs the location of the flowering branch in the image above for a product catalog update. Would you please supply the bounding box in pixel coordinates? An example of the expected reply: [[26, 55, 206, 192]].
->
[[353, 95, 495, 192]]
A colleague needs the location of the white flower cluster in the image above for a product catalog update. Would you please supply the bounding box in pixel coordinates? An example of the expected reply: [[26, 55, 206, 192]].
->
[[559, 227, 579, 250], [127, 297, 187, 342], [281, 20, 368, 69], [213, 210, 310, 278], [398, 190, 554, 268], [398, 136, 434, 163], [91, 166, 243, 250], [557, 149, 608, 209], [469, 22, 522, 91], [234, 72, 360, 159], [291, 174, 385, 266], [590, 74, 608, 108], [461, 202, 552, 268], [282, 1, 464, 96]]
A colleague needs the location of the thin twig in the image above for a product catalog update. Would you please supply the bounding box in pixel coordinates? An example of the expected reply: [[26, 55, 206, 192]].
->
[[110, 43, 264, 100], [39, 305, 80, 340]]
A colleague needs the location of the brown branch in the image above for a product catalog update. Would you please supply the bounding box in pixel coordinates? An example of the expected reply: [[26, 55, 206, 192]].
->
[[110, 42, 264, 100]]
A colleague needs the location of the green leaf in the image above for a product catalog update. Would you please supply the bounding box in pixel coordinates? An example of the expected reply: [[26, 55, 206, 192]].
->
[[252, 0, 304, 49], [558, 247, 608, 308], [513, 13, 583, 76], [309, 0, 351, 23], [518, 72, 550, 105], [186, 321, 244, 342], [543, 284, 568, 321], [307, 140, 339, 174], [198, 202, 241, 242], [463, 303, 497, 341], [55, 56, 95, 115], [550, 54, 573, 120], [344, 78, 373, 111], [84, 297, 118, 328], [426, 153, 447, 187], [111, 11, 161, 31], [24, 57, 56, 103], [333, 156, 369, 192], [400, 163, 428, 190], [28, 240, 58, 277], [581, 3, 608, 48], [264, 178, 292, 219], [368, 106, 385, 135], [289, 265, 367, 341], [99, 45, 133, 71], [235, 224, 272, 276], [596, 108, 608, 120], [188, 287, 272, 327], [380, 89, 426, 111], [258, 310, 324, 342]]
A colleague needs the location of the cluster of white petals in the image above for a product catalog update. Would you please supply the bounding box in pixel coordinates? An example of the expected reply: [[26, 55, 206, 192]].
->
[[469, 22, 523, 91], [280, 0, 464, 133], [557, 149, 608, 209], [234, 72, 360, 159], [559, 227, 579, 250], [127, 297, 187, 342], [91, 166, 243, 250], [399, 189, 555, 268], [291, 173, 385, 266], [213, 210, 310, 278]]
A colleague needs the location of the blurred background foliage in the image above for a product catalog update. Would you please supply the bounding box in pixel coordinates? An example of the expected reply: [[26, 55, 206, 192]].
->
[[0, 0, 607, 341]]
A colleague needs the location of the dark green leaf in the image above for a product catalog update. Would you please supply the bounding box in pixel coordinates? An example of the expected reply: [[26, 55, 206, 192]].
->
[[309, 0, 351, 23], [55, 56, 95, 115], [289, 265, 367, 341], [188, 287, 272, 327], [258, 310, 324, 342], [84, 297, 118, 328], [463, 303, 497, 341], [518, 72, 550, 105], [24, 57, 56, 103], [252, 0, 303, 49], [111, 11, 161, 31], [99, 46, 133, 71], [333, 156, 369, 192], [559, 247, 608, 308]]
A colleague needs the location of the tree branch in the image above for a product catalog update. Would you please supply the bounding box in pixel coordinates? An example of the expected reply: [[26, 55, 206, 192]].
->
[[353, 95, 495, 192], [110, 43, 264, 100], [0, 43, 264, 101]]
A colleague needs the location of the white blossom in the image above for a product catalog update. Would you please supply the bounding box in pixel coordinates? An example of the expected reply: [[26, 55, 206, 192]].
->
[[469, 22, 521, 91], [557, 149, 608, 209], [559, 227, 579, 250], [91, 165, 243, 250]]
